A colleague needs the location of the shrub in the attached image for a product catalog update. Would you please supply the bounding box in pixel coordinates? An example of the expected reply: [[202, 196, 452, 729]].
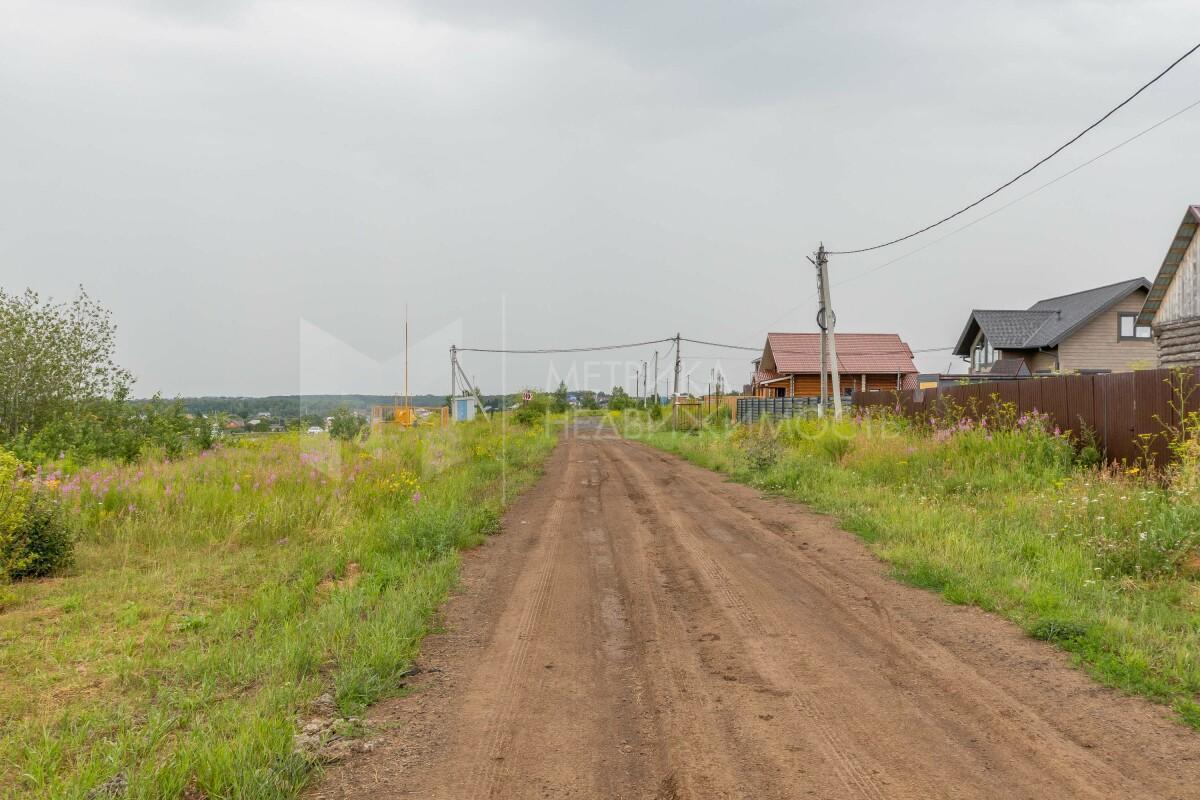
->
[[0, 450, 74, 581], [3, 489, 73, 580], [608, 387, 632, 411], [0, 450, 29, 537], [1075, 426, 1103, 469], [817, 432, 854, 464], [1029, 619, 1088, 643], [741, 430, 781, 471], [513, 395, 548, 426], [551, 382, 569, 413], [329, 407, 366, 441], [705, 405, 732, 429]]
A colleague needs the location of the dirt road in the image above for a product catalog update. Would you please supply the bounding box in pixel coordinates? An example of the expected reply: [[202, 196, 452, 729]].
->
[[311, 425, 1200, 799]]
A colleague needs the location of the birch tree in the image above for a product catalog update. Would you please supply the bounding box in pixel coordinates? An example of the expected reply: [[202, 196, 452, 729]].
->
[[0, 287, 132, 441]]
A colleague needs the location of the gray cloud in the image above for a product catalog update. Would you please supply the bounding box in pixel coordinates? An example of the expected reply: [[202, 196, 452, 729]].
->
[[2, 0, 1197, 396]]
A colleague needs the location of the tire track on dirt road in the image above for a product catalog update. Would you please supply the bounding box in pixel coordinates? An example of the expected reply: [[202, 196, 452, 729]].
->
[[607, 445, 893, 800], [310, 427, 1200, 800], [620, 439, 1199, 799], [455, 443, 577, 799], [593, 442, 811, 798]]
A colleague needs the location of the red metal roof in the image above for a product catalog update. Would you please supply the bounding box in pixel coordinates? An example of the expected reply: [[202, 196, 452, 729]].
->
[[764, 332, 917, 375]]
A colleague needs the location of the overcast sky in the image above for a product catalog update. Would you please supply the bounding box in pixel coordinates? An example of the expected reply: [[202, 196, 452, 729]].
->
[[3, 1, 1198, 397]]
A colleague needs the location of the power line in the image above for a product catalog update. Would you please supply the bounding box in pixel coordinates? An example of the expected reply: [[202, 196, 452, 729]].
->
[[828, 40, 1200, 255], [834, 93, 1200, 287], [762, 91, 1200, 330], [678, 353, 757, 360], [679, 337, 760, 351], [457, 337, 672, 354], [459, 335, 757, 355]]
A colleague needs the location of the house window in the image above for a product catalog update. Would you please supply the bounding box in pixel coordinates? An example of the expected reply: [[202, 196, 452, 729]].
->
[[971, 332, 995, 370], [1117, 313, 1151, 340]]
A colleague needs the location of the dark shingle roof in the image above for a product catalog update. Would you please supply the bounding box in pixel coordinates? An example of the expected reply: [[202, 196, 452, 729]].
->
[[969, 310, 1058, 349], [953, 278, 1151, 355], [988, 358, 1031, 377]]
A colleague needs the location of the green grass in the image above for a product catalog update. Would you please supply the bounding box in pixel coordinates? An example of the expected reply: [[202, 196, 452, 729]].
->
[[0, 420, 556, 798], [631, 413, 1200, 729]]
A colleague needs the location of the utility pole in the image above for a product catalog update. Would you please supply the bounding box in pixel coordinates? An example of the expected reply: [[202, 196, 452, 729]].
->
[[673, 333, 682, 399], [450, 345, 458, 400], [404, 306, 410, 410], [813, 244, 843, 420], [813, 253, 827, 416], [642, 360, 648, 407], [653, 350, 659, 407]]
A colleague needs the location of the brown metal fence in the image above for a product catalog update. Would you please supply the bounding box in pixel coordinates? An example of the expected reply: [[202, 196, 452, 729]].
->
[[854, 367, 1200, 466]]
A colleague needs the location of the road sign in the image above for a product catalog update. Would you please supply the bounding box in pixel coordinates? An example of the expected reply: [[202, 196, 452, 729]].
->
[[523, 391, 533, 401]]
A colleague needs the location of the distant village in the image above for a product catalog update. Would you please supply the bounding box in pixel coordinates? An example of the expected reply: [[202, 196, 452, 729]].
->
[[190, 204, 1200, 432]]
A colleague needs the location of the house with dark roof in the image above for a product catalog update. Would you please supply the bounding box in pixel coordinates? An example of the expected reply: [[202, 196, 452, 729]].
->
[[1138, 205, 1200, 369], [952, 278, 1156, 375], [750, 332, 918, 398]]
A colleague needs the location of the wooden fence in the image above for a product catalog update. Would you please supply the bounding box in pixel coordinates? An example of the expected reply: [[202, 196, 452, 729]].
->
[[854, 367, 1200, 466]]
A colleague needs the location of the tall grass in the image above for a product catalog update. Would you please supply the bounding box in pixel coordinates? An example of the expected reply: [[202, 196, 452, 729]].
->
[[634, 409, 1200, 728], [0, 421, 555, 799]]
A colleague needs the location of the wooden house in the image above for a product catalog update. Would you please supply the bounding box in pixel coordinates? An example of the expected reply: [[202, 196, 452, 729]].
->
[[750, 333, 918, 398], [1139, 205, 1200, 368]]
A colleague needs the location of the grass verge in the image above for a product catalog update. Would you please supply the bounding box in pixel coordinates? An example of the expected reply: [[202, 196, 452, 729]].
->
[[0, 420, 556, 799], [630, 412, 1200, 729]]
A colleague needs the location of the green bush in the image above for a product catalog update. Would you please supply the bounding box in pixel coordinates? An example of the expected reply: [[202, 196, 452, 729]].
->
[[608, 387, 632, 412], [1029, 619, 1088, 643], [2, 489, 73, 580], [817, 431, 854, 463], [13, 392, 207, 464], [740, 430, 781, 471], [513, 395, 548, 426], [329, 407, 365, 441], [705, 405, 732, 429], [0, 450, 74, 581]]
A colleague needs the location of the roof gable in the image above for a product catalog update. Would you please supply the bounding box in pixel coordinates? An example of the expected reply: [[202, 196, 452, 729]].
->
[[953, 278, 1150, 355], [1139, 205, 1200, 325], [762, 332, 917, 375]]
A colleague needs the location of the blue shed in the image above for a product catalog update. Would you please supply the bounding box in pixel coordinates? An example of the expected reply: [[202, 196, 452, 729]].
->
[[453, 395, 479, 422]]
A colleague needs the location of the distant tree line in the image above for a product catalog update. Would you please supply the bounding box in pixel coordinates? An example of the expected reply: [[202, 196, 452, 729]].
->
[[170, 394, 452, 420]]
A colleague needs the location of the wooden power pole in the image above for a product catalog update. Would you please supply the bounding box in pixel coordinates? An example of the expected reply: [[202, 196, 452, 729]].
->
[[653, 350, 659, 407], [672, 333, 682, 398], [813, 244, 843, 420]]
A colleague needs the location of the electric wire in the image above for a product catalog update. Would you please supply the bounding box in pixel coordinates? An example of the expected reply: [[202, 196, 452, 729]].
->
[[678, 353, 757, 360], [456, 337, 672, 354], [833, 94, 1200, 286], [828, 40, 1200, 255], [760, 92, 1200, 330], [679, 337, 760, 351]]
